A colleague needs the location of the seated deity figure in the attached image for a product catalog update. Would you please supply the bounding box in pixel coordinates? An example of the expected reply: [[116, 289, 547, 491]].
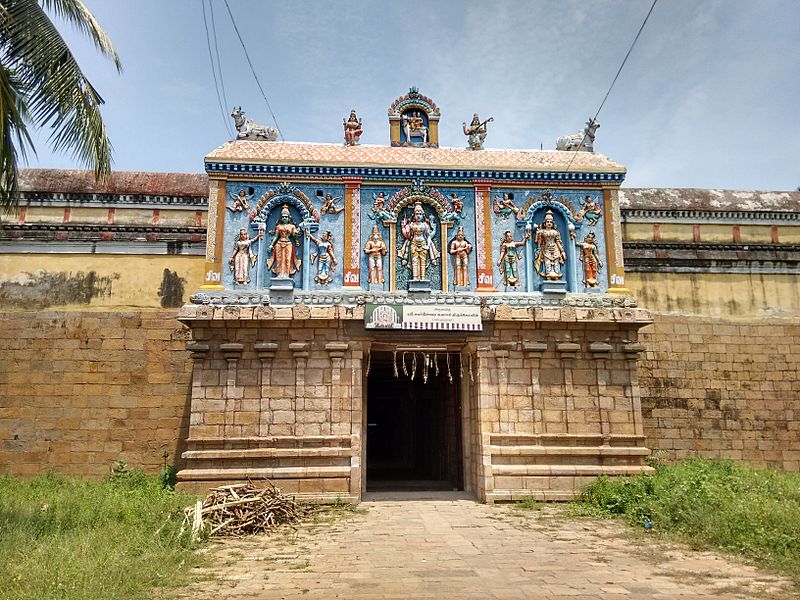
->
[[363, 226, 388, 284], [228, 227, 262, 285], [266, 205, 302, 278], [463, 113, 493, 150], [576, 195, 603, 225], [306, 229, 337, 285], [497, 228, 530, 288], [448, 226, 473, 287], [570, 230, 603, 287], [343, 110, 362, 146], [399, 201, 439, 281], [533, 210, 567, 280]]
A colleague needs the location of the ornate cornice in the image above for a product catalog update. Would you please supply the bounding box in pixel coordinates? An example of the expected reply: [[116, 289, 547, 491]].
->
[[622, 208, 800, 223], [15, 190, 207, 208]]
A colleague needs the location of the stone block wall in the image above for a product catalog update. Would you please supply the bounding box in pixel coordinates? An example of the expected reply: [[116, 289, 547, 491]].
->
[[638, 316, 800, 470], [176, 316, 364, 501], [0, 310, 192, 476]]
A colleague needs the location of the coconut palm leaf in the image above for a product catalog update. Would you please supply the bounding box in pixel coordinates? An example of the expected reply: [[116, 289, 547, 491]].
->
[[0, 0, 120, 211]]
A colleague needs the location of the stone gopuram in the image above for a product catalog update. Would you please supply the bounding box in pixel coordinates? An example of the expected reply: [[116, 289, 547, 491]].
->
[[176, 89, 654, 502]]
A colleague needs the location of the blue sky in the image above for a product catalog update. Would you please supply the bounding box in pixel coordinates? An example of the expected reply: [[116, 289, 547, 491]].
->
[[25, 0, 800, 190]]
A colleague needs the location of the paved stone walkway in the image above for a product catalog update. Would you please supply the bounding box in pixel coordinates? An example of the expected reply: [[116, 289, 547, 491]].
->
[[174, 494, 795, 599]]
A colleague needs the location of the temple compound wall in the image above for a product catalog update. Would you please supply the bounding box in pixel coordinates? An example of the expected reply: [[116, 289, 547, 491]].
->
[[1, 89, 798, 499]]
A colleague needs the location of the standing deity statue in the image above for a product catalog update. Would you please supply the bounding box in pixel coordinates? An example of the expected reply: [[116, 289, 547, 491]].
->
[[463, 113, 493, 150], [229, 227, 262, 285], [533, 210, 567, 280], [307, 230, 337, 285], [448, 226, 473, 287], [497, 228, 530, 287], [343, 110, 363, 146], [228, 188, 253, 213], [266, 205, 302, 278], [570, 230, 603, 287], [363, 226, 388, 284], [399, 201, 440, 281]]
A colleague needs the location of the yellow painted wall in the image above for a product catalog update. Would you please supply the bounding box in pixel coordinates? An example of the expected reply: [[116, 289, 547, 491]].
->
[[0, 254, 205, 310], [622, 222, 653, 241], [739, 225, 773, 243], [160, 209, 203, 226], [779, 226, 800, 243], [699, 224, 732, 243], [654, 223, 692, 242], [68, 207, 109, 224], [628, 271, 800, 319], [22, 208, 64, 223]]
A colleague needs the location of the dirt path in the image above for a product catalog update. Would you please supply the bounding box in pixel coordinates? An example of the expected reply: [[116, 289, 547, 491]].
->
[[173, 495, 795, 599]]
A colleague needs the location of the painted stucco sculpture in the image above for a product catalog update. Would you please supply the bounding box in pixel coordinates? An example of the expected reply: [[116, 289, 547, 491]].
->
[[449, 226, 473, 288], [533, 210, 567, 280], [399, 201, 439, 282], [343, 110, 363, 146], [571, 230, 603, 287], [228, 188, 252, 213], [267, 205, 302, 278], [463, 113, 492, 150], [576, 195, 603, 225], [556, 117, 599, 152], [307, 230, 337, 285], [229, 227, 261, 284], [497, 228, 529, 287], [363, 226, 388, 284], [231, 106, 278, 141], [493, 192, 520, 220]]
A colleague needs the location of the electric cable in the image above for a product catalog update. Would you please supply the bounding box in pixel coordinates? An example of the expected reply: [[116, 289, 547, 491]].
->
[[223, 0, 285, 142], [563, 0, 658, 173], [209, 0, 234, 138], [201, 0, 233, 138]]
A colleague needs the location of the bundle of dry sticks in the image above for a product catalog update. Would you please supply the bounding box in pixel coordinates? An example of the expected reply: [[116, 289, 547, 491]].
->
[[182, 482, 303, 537]]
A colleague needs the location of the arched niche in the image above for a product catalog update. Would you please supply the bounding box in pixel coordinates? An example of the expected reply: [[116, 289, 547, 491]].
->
[[522, 201, 578, 293], [388, 87, 440, 148]]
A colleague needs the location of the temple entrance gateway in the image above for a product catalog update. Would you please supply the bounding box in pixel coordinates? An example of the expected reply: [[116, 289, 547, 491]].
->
[[366, 351, 463, 492]]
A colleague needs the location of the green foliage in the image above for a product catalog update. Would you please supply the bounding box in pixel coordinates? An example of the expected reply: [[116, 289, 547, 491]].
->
[[0, 472, 203, 599], [516, 496, 543, 511], [576, 458, 800, 579], [0, 0, 122, 211]]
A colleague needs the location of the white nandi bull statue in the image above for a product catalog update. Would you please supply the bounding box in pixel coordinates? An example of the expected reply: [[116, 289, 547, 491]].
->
[[231, 106, 278, 141], [556, 118, 599, 152]]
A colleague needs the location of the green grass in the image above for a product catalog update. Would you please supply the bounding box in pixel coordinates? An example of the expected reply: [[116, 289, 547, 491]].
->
[[0, 470, 203, 599], [573, 458, 800, 579]]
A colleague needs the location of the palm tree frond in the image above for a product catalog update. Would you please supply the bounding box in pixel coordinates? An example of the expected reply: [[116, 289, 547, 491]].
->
[[39, 0, 122, 72], [0, 64, 33, 213]]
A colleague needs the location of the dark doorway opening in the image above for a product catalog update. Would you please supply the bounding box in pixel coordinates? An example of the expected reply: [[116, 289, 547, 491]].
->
[[366, 351, 463, 491]]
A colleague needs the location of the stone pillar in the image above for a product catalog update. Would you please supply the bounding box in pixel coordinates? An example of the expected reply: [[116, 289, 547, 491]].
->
[[342, 176, 363, 287], [220, 342, 243, 437], [473, 179, 495, 291], [255, 342, 278, 437], [475, 345, 496, 501], [623, 341, 647, 436], [290, 342, 309, 436], [523, 341, 548, 434], [603, 187, 631, 295], [556, 340, 581, 433], [186, 342, 211, 437], [201, 178, 227, 290], [590, 341, 614, 441]]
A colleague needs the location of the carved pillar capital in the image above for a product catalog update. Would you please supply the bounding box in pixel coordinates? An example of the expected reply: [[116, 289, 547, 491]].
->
[[254, 342, 279, 363], [186, 342, 210, 361], [220, 342, 244, 365]]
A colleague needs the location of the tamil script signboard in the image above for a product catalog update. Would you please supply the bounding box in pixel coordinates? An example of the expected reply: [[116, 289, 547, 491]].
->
[[365, 304, 482, 331]]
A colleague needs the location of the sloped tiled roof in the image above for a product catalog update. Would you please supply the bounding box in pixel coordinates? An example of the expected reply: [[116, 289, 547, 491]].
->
[[205, 141, 626, 173], [620, 188, 800, 212], [18, 169, 208, 197]]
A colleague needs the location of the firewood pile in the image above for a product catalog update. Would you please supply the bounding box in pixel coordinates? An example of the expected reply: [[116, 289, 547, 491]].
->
[[182, 482, 304, 538]]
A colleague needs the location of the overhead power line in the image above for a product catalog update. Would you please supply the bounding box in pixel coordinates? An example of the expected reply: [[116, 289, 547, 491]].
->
[[564, 0, 658, 171], [209, 1, 233, 138], [223, 0, 285, 142], [201, 0, 234, 138]]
